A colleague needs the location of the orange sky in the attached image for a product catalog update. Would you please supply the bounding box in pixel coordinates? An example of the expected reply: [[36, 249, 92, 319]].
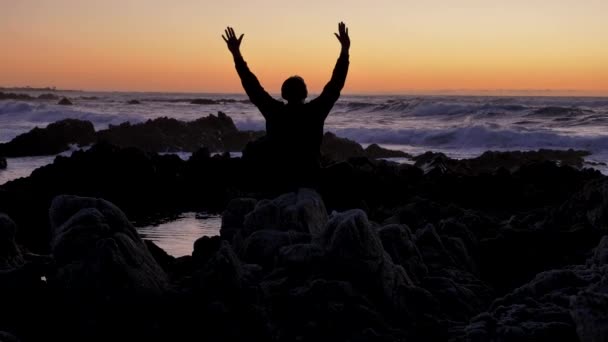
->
[[1, 0, 607, 95]]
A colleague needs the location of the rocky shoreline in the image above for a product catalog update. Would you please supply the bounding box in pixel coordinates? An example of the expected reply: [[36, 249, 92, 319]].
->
[[0, 115, 607, 341]]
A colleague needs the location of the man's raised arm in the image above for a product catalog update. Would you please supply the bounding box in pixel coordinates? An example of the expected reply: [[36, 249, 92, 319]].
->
[[222, 27, 278, 116], [312, 22, 350, 115]]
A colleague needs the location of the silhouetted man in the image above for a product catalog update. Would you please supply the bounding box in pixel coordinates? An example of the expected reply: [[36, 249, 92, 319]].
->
[[222, 23, 350, 185]]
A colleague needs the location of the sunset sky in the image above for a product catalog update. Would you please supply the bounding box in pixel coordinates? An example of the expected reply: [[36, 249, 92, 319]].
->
[[1, 0, 607, 95]]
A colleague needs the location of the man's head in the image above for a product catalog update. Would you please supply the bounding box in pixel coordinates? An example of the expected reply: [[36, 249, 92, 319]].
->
[[281, 76, 308, 103]]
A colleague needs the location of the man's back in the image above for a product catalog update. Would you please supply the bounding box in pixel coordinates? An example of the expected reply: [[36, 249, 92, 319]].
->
[[223, 23, 350, 174]]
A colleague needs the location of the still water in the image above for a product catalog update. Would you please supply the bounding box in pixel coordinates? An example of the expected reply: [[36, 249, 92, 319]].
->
[[136, 212, 221, 257]]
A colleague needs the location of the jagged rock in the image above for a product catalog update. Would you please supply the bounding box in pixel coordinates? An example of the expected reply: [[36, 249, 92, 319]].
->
[[48, 195, 168, 297], [144, 239, 175, 272], [570, 290, 608, 342], [414, 149, 591, 175], [0, 214, 24, 270], [243, 188, 328, 239], [415, 224, 458, 268], [220, 197, 258, 242], [96, 112, 262, 153], [552, 178, 608, 231], [0, 92, 35, 100], [276, 243, 325, 270], [364, 143, 411, 159], [0, 119, 96, 157], [241, 230, 309, 268], [377, 224, 427, 284], [320, 210, 414, 304], [191, 241, 246, 298], [0, 331, 20, 342], [590, 236, 608, 265], [0, 157, 6, 170], [321, 132, 367, 161], [57, 97, 72, 105], [192, 235, 221, 266]]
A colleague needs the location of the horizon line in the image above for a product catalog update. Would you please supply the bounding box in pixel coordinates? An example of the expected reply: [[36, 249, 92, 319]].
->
[[2, 86, 608, 98]]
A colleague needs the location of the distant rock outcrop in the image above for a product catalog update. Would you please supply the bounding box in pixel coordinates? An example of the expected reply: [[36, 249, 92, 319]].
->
[[57, 97, 73, 105], [0, 157, 6, 170], [321, 132, 411, 161], [97, 112, 262, 153], [0, 119, 95, 157]]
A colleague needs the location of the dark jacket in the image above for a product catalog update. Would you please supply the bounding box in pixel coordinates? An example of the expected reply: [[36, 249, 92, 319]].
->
[[233, 52, 349, 170]]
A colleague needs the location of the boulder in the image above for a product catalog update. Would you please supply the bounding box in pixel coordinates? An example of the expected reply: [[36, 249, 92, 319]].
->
[[243, 188, 328, 239], [57, 97, 72, 105], [220, 197, 258, 242], [321, 132, 366, 161], [0, 214, 24, 270], [276, 243, 325, 270], [127, 99, 141, 105], [241, 230, 309, 268], [463, 233, 608, 342], [0, 331, 20, 342], [192, 235, 221, 266], [319, 210, 414, 305], [377, 224, 427, 284], [570, 290, 608, 342], [0, 157, 6, 170], [48, 195, 168, 297]]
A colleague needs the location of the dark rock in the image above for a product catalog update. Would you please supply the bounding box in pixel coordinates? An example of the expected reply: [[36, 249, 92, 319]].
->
[[570, 290, 608, 342], [320, 209, 414, 304], [364, 143, 411, 159], [276, 243, 325, 270], [96, 112, 262, 153], [220, 197, 258, 242], [192, 235, 221, 266], [48, 195, 169, 297], [377, 224, 427, 284], [0, 92, 35, 101], [243, 188, 328, 239], [191, 241, 246, 299], [0, 331, 20, 342], [0, 157, 6, 169], [0, 119, 96, 157], [127, 99, 141, 105], [190, 98, 218, 105], [144, 239, 175, 272], [241, 230, 310, 268], [414, 149, 591, 175], [0, 214, 24, 270], [57, 97, 72, 105], [550, 178, 608, 231], [321, 132, 366, 161]]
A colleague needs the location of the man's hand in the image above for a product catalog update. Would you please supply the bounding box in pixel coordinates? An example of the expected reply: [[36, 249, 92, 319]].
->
[[334, 22, 350, 51], [222, 27, 244, 55]]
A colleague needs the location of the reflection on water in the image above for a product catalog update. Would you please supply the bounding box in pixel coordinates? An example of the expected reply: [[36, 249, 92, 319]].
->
[[135, 212, 221, 257], [0, 155, 58, 185]]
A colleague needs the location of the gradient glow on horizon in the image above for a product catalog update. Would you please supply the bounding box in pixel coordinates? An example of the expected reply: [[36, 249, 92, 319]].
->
[[1, 0, 607, 95]]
